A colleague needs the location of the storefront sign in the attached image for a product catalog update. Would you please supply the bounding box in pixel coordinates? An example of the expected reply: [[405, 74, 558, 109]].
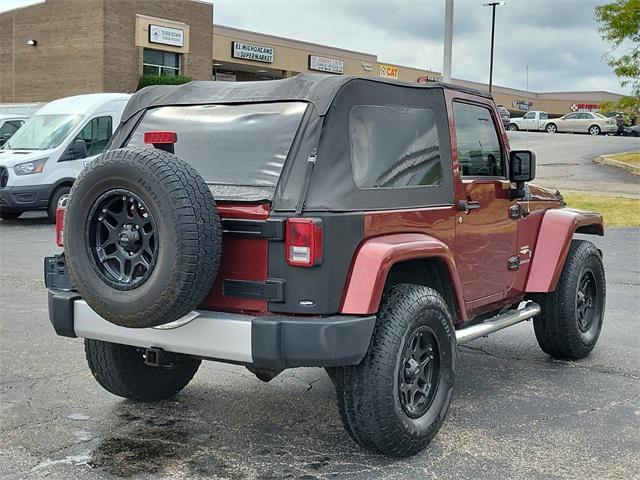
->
[[570, 103, 599, 112], [512, 99, 534, 111], [149, 25, 184, 47], [232, 42, 274, 63], [215, 71, 237, 82], [360, 62, 373, 72], [417, 76, 439, 83], [379, 64, 399, 79], [309, 55, 344, 74]]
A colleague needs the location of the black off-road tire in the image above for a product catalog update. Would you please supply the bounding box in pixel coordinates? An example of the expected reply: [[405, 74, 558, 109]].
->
[[85, 339, 201, 401], [532, 240, 605, 359], [65, 147, 222, 328], [47, 185, 71, 223], [333, 284, 456, 457], [0, 210, 22, 220]]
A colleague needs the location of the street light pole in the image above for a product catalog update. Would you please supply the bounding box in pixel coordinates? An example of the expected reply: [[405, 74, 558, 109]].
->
[[443, 0, 454, 83], [483, 1, 505, 93]]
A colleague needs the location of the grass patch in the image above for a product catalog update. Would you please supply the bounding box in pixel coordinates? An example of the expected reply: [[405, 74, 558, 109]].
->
[[564, 193, 640, 227], [609, 152, 640, 165]]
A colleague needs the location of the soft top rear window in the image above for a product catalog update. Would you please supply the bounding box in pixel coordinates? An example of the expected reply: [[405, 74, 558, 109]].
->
[[128, 102, 307, 201]]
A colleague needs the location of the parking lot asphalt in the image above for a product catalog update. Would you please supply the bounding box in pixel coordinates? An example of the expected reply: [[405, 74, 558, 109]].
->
[[508, 131, 640, 197], [1, 214, 638, 480]]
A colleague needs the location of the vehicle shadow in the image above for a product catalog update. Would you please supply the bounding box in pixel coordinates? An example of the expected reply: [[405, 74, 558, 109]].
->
[[79, 347, 587, 479]]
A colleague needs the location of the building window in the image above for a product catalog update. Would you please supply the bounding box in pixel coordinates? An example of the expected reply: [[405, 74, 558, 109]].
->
[[143, 49, 180, 76]]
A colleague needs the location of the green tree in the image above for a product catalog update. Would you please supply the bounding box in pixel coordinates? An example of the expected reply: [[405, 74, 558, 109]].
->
[[137, 74, 192, 90], [595, 0, 640, 96]]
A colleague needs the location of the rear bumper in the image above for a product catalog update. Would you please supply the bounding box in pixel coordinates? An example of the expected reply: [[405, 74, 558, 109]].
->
[[0, 183, 50, 211], [48, 290, 376, 369]]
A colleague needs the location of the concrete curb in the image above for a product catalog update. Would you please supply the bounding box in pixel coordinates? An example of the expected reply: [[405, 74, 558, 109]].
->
[[594, 152, 640, 176]]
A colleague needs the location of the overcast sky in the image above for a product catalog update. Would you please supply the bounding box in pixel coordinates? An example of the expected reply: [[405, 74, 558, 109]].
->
[[0, 0, 632, 94]]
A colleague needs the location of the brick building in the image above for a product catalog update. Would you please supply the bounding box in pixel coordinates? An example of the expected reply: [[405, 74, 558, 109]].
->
[[0, 0, 625, 117]]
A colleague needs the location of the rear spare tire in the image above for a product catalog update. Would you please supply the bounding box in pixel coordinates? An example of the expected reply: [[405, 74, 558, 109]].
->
[[64, 147, 222, 328]]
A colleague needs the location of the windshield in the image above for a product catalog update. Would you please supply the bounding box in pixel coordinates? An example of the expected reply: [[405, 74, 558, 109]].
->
[[128, 102, 307, 200], [5, 114, 82, 150]]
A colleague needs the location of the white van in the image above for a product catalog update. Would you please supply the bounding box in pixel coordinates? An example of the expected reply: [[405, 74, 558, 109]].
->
[[0, 93, 130, 222]]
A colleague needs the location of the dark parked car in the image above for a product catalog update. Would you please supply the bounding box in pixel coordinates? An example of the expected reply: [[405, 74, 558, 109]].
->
[[496, 104, 510, 127], [46, 75, 606, 457], [624, 124, 639, 137]]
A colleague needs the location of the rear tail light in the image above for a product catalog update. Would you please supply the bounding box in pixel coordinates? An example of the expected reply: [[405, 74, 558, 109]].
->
[[286, 218, 323, 267], [55, 204, 66, 247], [143, 131, 177, 144], [144, 131, 177, 153]]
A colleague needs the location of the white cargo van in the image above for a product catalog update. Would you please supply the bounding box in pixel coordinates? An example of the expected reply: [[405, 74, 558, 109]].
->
[[0, 93, 130, 221]]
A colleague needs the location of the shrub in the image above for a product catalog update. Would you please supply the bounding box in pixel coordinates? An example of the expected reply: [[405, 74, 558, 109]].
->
[[137, 74, 192, 90]]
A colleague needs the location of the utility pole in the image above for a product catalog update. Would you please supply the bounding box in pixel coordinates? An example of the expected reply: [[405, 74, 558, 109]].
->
[[443, 0, 454, 83], [483, 1, 505, 93]]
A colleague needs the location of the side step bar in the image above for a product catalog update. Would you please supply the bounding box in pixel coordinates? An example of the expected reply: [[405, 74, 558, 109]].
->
[[456, 302, 541, 344]]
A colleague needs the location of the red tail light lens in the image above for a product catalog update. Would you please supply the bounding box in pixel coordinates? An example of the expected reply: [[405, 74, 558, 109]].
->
[[55, 204, 66, 247], [286, 218, 323, 267], [143, 131, 177, 144]]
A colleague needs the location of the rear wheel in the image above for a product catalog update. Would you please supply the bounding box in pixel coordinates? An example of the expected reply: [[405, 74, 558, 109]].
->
[[333, 284, 456, 457], [545, 123, 557, 133], [532, 240, 605, 359], [0, 210, 22, 220], [589, 125, 601, 136], [85, 339, 201, 401], [508, 123, 519, 131]]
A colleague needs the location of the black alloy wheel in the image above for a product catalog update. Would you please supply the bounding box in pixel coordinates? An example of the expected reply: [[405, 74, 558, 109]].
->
[[399, 326, 440, 419], [531, 239, 605, 359], [576, 270, 597, 333], [87, 189, 159, 290]]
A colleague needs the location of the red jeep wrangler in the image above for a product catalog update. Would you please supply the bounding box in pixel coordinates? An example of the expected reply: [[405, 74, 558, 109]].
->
[[46, 75, 605, 457]]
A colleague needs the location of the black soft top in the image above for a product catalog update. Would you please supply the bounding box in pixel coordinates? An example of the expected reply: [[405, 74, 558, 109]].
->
[[121, 73, 491, 122]]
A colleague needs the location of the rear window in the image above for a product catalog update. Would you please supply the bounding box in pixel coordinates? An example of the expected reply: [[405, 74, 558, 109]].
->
[[349, 105, 442, 189], [128, 102, 307, 200]]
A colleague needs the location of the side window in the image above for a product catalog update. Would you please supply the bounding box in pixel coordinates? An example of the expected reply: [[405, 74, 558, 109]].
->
[[579, 113, 592, 119], [453, 102, 503, 177], [523, 112, 534, 119], [540, 112, 549, 119], [564, 113, 579, 120], [0, 121, 22, 137], [349, 105, 442, 189], [74, 116, 113, 157]]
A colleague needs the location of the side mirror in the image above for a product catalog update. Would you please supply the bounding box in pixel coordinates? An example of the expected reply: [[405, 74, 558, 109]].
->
[[509, 150, 536, 199], [61, 139, 88, 161], [72, 139, 88, 159]]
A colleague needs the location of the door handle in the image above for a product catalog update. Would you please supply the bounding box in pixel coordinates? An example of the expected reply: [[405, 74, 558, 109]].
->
[[457, 200, 481, 213]]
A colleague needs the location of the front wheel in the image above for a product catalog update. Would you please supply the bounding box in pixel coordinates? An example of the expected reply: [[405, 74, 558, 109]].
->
[[531, 240, 605, 359], [545, 123, 557, 133], [589, 125, 601, 136], [333, 284, 456, 457], [47, 185, 71, 223], [508, 123, 519, 131], [85, 339, 201, 401]]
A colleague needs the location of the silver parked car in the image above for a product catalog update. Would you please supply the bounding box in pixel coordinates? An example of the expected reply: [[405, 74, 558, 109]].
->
[[543, 112, 617, 135]]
